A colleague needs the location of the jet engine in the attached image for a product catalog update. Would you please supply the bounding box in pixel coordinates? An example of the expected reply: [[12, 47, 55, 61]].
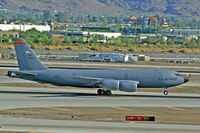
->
[[101, 79, 119, 90], [101, 79, 139, 92], [119, 80, 139, 92]]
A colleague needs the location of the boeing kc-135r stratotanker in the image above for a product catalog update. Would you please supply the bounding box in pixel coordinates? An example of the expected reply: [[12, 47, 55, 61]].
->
[[7, 38, 189, 95]]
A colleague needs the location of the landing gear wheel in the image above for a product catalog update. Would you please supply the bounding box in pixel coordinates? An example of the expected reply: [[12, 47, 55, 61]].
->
[[100, 90, 105, 95], [97, 89, 105, 95], [105, 90, 112, 96], [163, 91, 168, 95], [7, 71, 12, 76], [97, 89, 102, 95]]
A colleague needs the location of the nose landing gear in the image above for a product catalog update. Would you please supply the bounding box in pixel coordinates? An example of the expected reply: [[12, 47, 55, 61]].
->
[[7, 71, 12, 76], [97, 89, 112, 95], [163, 88, 168, 95]]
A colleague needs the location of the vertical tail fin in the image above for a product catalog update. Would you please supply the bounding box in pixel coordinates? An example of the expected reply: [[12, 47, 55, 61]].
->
[[13, 38, 49, 70]]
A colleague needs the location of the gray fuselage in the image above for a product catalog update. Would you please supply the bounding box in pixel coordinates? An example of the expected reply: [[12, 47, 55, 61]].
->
[[19, 68, 185, 88]]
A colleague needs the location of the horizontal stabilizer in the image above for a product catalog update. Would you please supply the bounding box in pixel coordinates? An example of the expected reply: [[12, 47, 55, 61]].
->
[[7, 70, 37, 77]]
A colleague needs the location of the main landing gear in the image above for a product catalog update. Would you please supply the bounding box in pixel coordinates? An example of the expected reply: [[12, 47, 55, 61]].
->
[[7, 71, 12, 76], [163, 88, 168, 95], [97, 89, 112, 96], [7, 71, 16, 78]]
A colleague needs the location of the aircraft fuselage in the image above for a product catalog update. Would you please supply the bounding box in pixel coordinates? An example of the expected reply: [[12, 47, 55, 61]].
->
[[18, 69, 186, 88]]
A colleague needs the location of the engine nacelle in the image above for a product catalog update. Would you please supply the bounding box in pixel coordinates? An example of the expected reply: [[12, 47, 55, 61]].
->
[[101, 79, 139, 92], [119, 80, 139, 92], [101, 79, 119, 90]]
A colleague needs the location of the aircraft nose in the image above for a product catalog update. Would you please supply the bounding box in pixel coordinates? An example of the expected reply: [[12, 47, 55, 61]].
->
[[184, 76, 189, 83]]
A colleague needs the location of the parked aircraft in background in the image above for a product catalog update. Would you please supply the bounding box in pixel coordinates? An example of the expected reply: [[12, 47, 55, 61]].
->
[[7, 38, 189, 95]]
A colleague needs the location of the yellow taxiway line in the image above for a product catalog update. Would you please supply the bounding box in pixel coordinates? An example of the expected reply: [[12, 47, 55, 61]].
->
[[175, 86, 183, 89], [111, 106, 131, 111], [43, 107, 72, 111], [167, 107, 184, 111]]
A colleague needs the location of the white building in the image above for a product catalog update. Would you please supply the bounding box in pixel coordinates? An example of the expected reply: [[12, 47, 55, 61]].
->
[[0, 24, 50, 32], [83, 32, 121, 38]]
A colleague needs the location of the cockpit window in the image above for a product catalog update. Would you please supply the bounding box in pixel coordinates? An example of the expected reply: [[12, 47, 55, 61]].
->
[[175, 73, 184, 77]]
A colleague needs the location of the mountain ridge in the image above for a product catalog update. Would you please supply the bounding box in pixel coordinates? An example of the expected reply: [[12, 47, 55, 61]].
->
[[0, 0, 200, 17]]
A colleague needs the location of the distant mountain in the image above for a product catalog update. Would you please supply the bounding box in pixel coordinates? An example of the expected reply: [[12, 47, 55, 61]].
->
[[0, 0, 200, 17]]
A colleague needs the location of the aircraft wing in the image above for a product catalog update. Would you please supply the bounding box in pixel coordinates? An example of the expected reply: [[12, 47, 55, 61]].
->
[[72, 76, 102, 84], [8, 70, 37, 77]]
